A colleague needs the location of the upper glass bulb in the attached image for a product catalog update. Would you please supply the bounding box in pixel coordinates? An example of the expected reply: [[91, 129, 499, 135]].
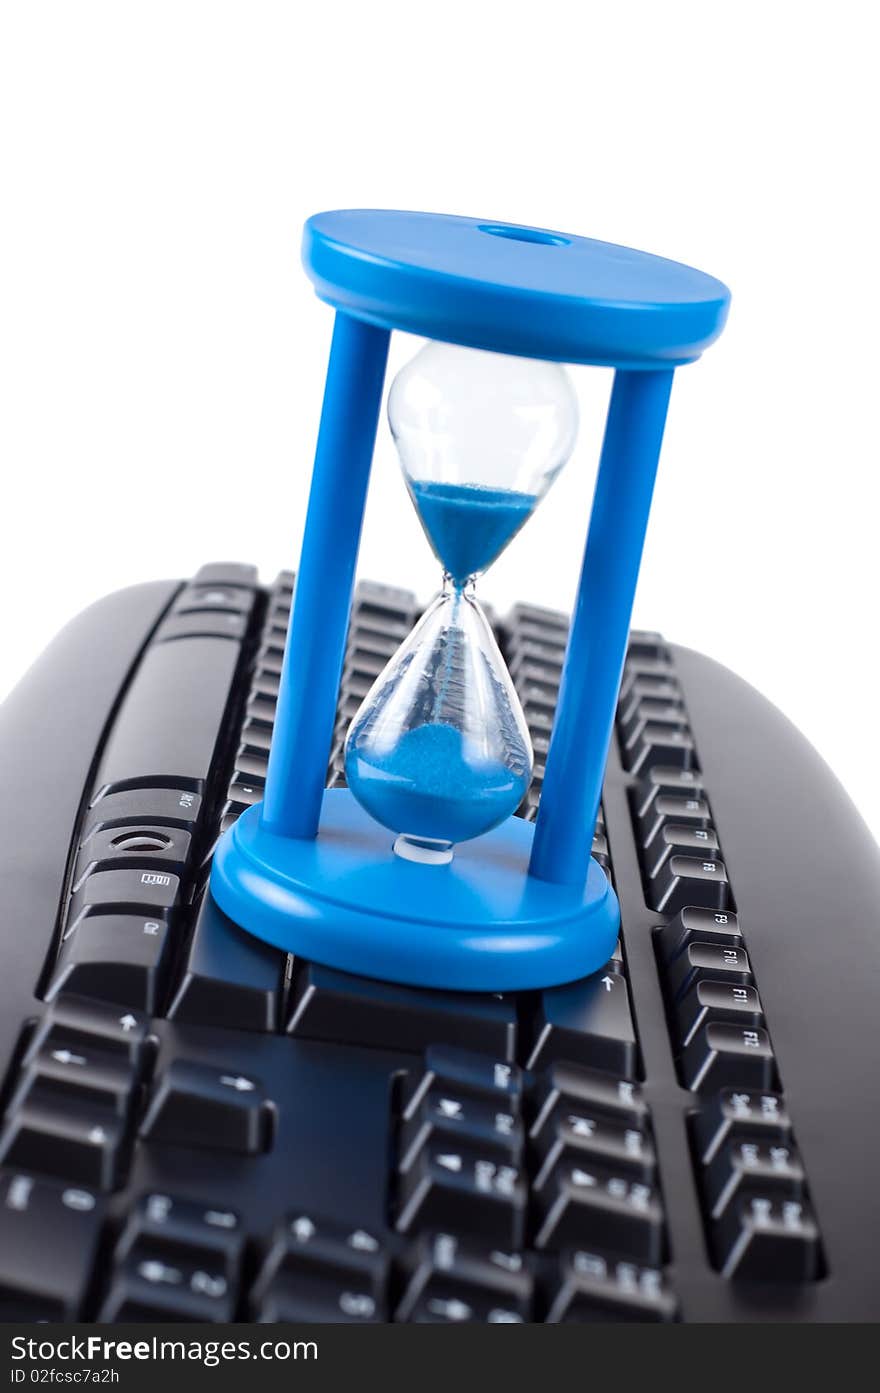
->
[[388, 341, 578, 586]]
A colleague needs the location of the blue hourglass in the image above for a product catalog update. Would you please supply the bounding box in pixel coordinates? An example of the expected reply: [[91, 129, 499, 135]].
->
[[210, 210, 730, 992], [346, 342, 578, 864]]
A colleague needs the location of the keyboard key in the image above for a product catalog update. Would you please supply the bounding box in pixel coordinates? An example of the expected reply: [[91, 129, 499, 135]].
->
[[10, 1042, 137, 1120], [692, 1089, 791, 1166], [396, 1233, 532, 1322], [626, 631, 669, 661], [288, 962, 517, 1060], [648, 855, 731, 915], [74, 824, 193, 885], [533, 1160, 665, 1260], [714, 1196, 822, 1281], [0, 1172, 104, 1320], [94, 637, 243, 795], [116, 1192, 245, 1276], [402, 1047, 523, 1118], [0, 1101, 125, 1190], [526, 972, 638, 1078], [620, 699, 687, 750], [85, 786, 203, 835], [703, 1140, 805, 1221], [533, 1112, 656, 1192], [156, 611, 249, 643], [666, 941, 753, 1001], [656, 907, 743, 964], [253, 1214, 388, 1323], [395, 1143, 527, 1248], [47, 911, 170, 1012], [25, 998, 153, 1070], [167, 895, 285, 1032], [619, 657, 677, 699], [174, 584, 256, 617], [618, 677, 682, 726], [681, 1023, 778, 1095], [140, 1061, 272, 1155], [632, 765, 704, 821], [643, 823, 721, 880], [677, 980, 764, 1049], [546, 1250, 677, 1323], [399, 1090, 523, 1173], [101, 1254, 237, 1321], [530, 1064, 648, 1140], [639, 794, 712, 848], [69, 866, 181, 921]]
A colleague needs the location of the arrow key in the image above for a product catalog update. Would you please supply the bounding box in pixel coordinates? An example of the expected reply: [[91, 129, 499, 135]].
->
[[399, 1089, 524, 1173], [0, 1100, 125, 1190], [9, 1043, 138, 1120], [526, 972, 639, 1078], [25, 998, 153, 1070], [140, 1060, 272, 1154]]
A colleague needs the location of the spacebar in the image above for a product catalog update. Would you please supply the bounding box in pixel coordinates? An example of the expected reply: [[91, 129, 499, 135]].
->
[[95, 638, 242, 793]]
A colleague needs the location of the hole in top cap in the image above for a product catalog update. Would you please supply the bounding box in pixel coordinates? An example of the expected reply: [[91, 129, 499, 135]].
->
[[478, 223, 570, 247]]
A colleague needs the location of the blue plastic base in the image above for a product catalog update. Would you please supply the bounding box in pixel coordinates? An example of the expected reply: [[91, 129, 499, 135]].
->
[[210, 789, 620, 991]]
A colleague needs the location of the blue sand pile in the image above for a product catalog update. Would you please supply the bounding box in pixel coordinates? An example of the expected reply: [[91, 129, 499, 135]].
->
[[345, 721, 529, 844], [409, 480, 537, 585]]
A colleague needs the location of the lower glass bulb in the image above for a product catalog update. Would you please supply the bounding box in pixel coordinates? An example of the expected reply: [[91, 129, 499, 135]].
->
[[344, 586, 533, 855]]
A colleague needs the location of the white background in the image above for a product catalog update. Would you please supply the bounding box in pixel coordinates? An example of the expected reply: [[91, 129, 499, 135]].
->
[[1, 2, 878, 837]]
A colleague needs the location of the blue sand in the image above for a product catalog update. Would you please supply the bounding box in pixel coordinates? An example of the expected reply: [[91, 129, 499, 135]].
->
[[409, 480, 537, 585], [345, 721, 529, 844]]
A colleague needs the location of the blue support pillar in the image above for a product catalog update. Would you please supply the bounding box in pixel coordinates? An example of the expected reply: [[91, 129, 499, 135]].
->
[[529, 368, 675, 887], [260, 311, 390, 840]]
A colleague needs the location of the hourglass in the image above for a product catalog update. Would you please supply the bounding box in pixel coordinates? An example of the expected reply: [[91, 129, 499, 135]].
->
[[345, 343, 578, 864], [211, 209, 729, 991]]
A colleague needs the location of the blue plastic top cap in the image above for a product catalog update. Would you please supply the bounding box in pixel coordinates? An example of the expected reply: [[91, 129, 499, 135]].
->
[[302, 209, 730, 368]]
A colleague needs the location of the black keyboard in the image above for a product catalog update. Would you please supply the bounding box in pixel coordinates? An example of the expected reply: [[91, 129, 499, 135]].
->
[[1, 563, 878, 1323]]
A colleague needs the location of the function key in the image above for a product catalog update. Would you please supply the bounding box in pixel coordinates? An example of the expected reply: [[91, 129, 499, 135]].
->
[[714, 1196, 822, 1281], [648, 854, 730, 916], [624, 723, 698, 776], [85, 786, 203, 835], [677, 980, 764, 1050], [546, 1250, 677, 1323], [643, 823, 721, 880], [692, 1089, 791, 1166], [140, 1060, 273, 1155], [681, 1022, 778, 1095], [252, 1214, 388, 1323], [656, 907, 743, 964], [632, 765, 705, 821], [0, 1173, 104, 1320], [526, 971, 638, 1078], [667, 941, 753, 1002], [396, 1233, 532, 1323], [639, 793, 712, 848], [626, 631, 670, 662]]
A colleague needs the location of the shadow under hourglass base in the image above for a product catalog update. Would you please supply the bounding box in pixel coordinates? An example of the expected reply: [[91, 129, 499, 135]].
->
[[212, 789, 620, 992]]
